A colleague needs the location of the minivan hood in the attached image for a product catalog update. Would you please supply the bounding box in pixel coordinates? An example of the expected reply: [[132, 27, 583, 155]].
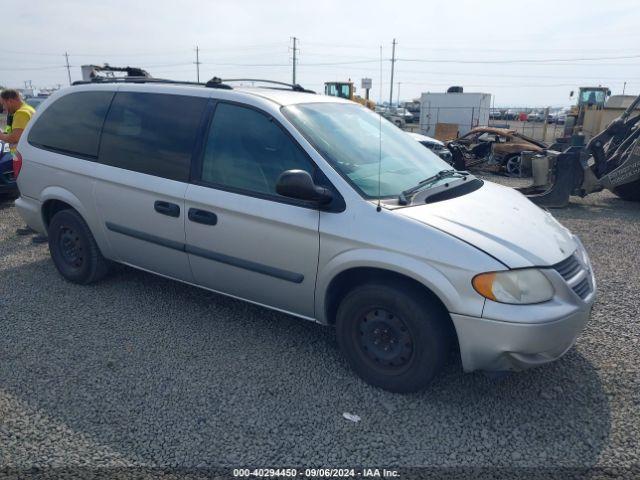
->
[[395, 181, 576, 268]]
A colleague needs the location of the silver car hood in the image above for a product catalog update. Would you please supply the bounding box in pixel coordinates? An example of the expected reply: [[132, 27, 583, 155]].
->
[[395, 180, 577, 268]]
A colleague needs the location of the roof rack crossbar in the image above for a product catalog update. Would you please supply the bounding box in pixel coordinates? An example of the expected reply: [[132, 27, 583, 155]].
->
[[219, 78, 315, 93]]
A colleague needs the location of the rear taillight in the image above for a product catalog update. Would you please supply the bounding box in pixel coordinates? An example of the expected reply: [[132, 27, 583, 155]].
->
[[13, 151, 22, 178]]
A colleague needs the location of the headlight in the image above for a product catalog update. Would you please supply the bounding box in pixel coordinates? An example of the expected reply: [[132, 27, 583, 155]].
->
[[573, 235, 590, 267], [472, 269, 554, 304]]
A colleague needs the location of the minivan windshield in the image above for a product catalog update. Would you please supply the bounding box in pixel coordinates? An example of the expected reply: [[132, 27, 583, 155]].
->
[[282, 102, 452, 199]]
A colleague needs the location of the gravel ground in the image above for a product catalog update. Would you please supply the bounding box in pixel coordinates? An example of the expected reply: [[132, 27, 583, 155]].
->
[[0, 189, 638, 479]]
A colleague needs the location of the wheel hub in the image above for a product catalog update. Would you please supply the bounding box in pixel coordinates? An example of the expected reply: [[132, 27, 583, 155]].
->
[[506, 156, 521, 176], [358, 309, 413, 368], [59, 227, 84, 268]]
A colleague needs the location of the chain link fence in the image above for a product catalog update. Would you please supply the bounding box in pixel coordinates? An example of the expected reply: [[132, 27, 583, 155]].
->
[[487, 108, 566, 144], [403, 106, 566, 145]]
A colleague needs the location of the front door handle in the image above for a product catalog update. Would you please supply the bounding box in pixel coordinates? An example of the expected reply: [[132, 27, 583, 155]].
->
[[154, 200, 180, 218], [188, 208, 218, 225]]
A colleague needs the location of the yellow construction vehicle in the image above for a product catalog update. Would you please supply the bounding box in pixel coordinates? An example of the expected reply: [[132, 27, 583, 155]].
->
[[324, 81, 375, 110], [566, 86, 611, 135]]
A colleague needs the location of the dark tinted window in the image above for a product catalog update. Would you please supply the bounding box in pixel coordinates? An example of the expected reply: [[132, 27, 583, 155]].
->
[[201, 103, 313, 195], [28, 91, 114, 157], [99, 92, 207, 182]]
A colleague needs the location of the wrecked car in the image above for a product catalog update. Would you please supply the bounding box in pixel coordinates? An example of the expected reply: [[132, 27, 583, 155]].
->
[[406, 132, 453, 164], [447, 127, 546, 176]]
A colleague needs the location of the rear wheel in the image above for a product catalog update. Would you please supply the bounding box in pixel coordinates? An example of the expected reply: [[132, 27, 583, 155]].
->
[[335, 282, 451, 393], [48, 209, 109, 284]]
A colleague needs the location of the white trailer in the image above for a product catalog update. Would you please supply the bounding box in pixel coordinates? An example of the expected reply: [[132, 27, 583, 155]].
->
[[419, 91, 492, 138]]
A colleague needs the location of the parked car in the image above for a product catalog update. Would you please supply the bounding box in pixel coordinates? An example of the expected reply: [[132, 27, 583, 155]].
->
[[489, 109, 503, 120], [15, 81, 595, 393], [527, 111, 543, 122], [381, 107, 413, 126], [406, 132, 453, 164], [404, 102, 421, 124], [503, 109, 519, 120], [395, 107, 415, 124], [0, 140, 16, 195], [549, 111, 567, 124]]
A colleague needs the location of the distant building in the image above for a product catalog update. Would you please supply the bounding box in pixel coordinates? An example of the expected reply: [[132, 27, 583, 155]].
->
[[419, 89, 492, 138]]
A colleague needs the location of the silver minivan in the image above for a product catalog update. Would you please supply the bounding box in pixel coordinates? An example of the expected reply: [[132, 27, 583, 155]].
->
[[15, 80, 596, 392]]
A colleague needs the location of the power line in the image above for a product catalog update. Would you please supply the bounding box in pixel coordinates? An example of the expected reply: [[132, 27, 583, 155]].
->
[[399, 53, 640, 64], [0, 65, 65, 71]]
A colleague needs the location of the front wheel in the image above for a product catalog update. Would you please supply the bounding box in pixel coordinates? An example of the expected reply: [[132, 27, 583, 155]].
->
[[48, 209, 110, 284], [335, 282, 451, 393]]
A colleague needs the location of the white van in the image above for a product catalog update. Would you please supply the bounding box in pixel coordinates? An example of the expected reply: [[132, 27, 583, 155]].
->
[[14, 79, 595, 392]]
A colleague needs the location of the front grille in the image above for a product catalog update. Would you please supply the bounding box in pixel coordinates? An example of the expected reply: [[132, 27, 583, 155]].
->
[[553, 254, 582, 280], [574, 278, 591, 299], [552, 252, 592, 300]]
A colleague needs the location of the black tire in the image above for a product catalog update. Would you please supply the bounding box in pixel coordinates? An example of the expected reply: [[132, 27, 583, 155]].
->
[[611, 180, 640, 202], [48, 209, 109, 284], [335, 282, 451, 393], [504, 154, 522, 177]]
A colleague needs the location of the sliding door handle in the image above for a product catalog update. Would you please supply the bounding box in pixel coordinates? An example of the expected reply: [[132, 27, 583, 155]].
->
[[188, 208, 218, 225]]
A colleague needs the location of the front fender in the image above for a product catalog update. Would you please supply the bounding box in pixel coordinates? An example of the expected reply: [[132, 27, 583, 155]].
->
[[315, 248, 481, 324]]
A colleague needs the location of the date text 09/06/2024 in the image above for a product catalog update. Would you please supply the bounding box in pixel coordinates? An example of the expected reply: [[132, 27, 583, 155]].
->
[[233, 468, 400, 478]]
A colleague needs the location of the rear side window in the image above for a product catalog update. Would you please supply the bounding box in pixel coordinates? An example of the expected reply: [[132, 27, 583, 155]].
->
[[28, 91, 114, 158], [99, 92, 207, 182]]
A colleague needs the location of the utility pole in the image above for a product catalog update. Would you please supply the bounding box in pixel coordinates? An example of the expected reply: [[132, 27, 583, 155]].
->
[[623, 81, 627, 95], [379, 45, 383, 104], [389, 39, 397, 106], [292, 37, 298, 85], [195, 45, 201, 83], [64, 52, 72, 85]]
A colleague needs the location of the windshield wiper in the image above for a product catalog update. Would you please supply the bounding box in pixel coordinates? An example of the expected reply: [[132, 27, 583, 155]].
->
[[398, 169, 469, 205]]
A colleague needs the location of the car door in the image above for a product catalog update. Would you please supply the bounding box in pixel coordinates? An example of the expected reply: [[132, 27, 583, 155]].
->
[[184, 102, 321, 318], [94, 90, 209, 282]]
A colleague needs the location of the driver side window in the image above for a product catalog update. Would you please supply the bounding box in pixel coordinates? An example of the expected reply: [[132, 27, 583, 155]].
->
[[200, 103, 315, 197]]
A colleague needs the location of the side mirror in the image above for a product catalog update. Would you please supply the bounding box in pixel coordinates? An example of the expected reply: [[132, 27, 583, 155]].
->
[[276, 169, 333, 205]]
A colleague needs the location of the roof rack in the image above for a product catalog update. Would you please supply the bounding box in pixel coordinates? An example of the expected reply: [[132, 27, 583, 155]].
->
[[217, 78, 315, 94], [72, 73, 314, 93]]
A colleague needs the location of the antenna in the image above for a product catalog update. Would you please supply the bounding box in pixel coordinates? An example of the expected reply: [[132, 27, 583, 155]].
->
[[377, 44, 383, 212]]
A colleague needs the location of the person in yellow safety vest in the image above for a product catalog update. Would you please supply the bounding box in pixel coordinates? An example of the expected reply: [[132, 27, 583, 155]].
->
[[0, 89, 45, 242], [0, 89, 35, 151]]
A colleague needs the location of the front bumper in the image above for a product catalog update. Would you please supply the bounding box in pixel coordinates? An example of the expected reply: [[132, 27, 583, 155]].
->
[[451, 306, 592, 372], [452, 243, 596, 373]]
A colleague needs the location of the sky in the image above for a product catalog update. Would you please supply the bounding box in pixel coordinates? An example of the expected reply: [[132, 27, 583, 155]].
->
[[2, 0, 639, 107]]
